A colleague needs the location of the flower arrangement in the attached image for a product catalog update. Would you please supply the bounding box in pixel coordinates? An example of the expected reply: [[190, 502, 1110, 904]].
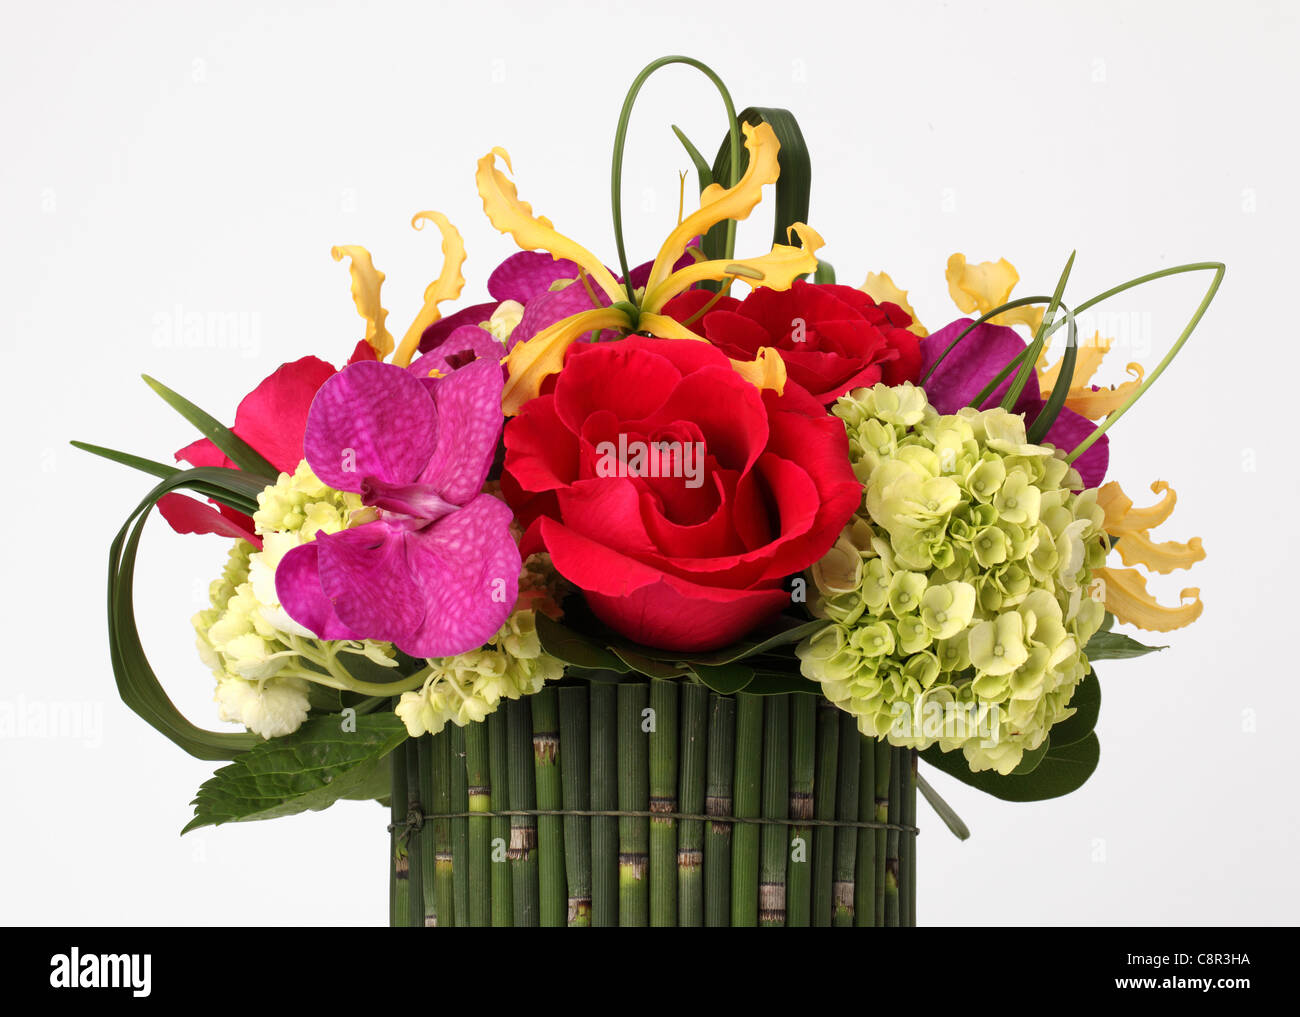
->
[[81, 55, 1222, 927]]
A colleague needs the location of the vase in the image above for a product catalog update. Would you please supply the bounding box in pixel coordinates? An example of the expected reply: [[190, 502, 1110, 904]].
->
[[386, 677, 918, 927]]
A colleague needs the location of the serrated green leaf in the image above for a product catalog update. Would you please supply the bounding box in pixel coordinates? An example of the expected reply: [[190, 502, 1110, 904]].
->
[[1050, 669, 1101, 747], [184, 714, 408, 832], [1084, 629, 1167, 660], [142, 374, 278, 480], [921, 733, 1100, 802]]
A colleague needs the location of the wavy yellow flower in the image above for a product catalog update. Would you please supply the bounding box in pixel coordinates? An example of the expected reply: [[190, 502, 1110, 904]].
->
[[332, 212, 469, 367], [487, 121, 822, 415], [860, 271, 927, 337], [1094, 480, 1205, 631]]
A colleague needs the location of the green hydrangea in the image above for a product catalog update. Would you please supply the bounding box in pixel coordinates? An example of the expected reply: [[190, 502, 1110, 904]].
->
[[797, 382, 1109, 774], [192, 462, 394, 739]]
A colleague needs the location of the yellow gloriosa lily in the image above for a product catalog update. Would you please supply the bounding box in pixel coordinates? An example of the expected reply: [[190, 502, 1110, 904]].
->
[[332, 212, 469, 367], [944, 254, 1045, 334], [860, 271, 927, 337], [485, 121, 822, 415], [1094, 480, 1205, 631]]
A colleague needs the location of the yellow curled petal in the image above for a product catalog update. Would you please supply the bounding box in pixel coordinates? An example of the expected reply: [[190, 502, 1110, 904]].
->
[[638, 311, 707, 342], [728, 346, 787, 395], [1063, 363, 1145, 420], [476, 146, 624, 302], [1040, 332, 1112, 395], [643, 223, 825, 313], [1115, 531, 1206, 574], [861, 271, 927, 336], [1094, 567, 1203, 632], [502, 307, 631, 415], [1098, 480, 1178, 536], [391, 212, 468, 368], [644, 121, 782, 296], [945, 253, 1043, 333], [331, 244, 395, 359]]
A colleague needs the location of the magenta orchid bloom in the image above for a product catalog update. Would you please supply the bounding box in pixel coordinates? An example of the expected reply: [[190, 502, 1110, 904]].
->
[[275, 357, 521, 658]]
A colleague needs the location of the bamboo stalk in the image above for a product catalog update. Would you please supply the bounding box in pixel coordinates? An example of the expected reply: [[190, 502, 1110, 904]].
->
[[703, 693, 736, 927], [617, 683, 650, 926], [873, 739, 891, 928], [853, 731, 876, 927], [903, 749, 918, 927], [486, 709, 512, 926], [677, 682, 708, 926], [389, 736, 410, 928], [408, 736, 429, 927], [431, 729, 454, 927], [810, 701, 840, 927], [531, 687, 567, 927], [731, 692, 763, 926], [506, 697, 539, 926], [464, 719, 492, 927], [589, 681, 618, 927], [649, 679, 679, 927], [448, 724, 469, 926], [786, 694, 815, 927], [884, 745, 902, 928], [759, 694, 790, 927], [831, 712, 861, 926], [558, 686, 592, 926]]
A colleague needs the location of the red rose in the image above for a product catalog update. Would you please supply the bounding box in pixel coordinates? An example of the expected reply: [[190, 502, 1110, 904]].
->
[[502, 337, 861, 651], [662, 278, 923, 403]]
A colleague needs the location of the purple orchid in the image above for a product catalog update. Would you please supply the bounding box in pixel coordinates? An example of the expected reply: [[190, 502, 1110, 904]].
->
[[920, 318, 1110, 488], [275, 357, 521, 658]]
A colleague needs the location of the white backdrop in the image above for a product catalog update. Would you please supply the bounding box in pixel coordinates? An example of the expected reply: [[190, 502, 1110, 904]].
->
[[2, 0, 1296, 925]]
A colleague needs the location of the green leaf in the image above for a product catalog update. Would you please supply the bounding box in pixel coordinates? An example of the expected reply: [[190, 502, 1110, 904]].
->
[[1084, 629, 1167, 660], [141, 374, 279, 480], [183, 714, 408, 832], [665, 616, 828, 667], [703, 106, 812, 262], [671, 124, 713, 193], [71, 440, 179, 481], [743, 673, 822, 696], [535, 613, 630, 673], [107, 467, 277, 761], [921, 733, 1100, 802], [1010, 737, 1050, 775], [1002, 251, 1074, 412], [687, 662, 754, 695], [610, 648, 687, 680], [1050, 669, 1102, 747], [1026, 299, 1080, 443], [813, 260, 836, 285]]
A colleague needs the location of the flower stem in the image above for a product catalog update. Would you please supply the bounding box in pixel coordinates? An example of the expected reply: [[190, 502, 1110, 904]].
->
[[589, 681, 619, 926], [703, 693, 736, 926], [759, 694, 789, 927], [530, 688, 567, 927], [448, 724, 470, 925], [464, 718, 492, 927], [810, 701, 841, 927], [617, 683, 650, 925], [853, 733, 876, 927], [786, 694, 816, 927], [649, 679, 679, 926], [505, 697, 539, 926], [558, 686, 592, 926], [730, 693, 763, 926], [831, 712, 860, 926], [677, 682, 709, 926], [486, 709, 513, 926]]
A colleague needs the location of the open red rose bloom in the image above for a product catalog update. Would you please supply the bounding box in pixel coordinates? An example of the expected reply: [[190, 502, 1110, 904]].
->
[[502, 337, 863, 650]]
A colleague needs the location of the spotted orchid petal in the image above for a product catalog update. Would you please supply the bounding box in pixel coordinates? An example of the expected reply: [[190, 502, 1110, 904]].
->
[[945, 253, 1044, 334], [476, 146, 624, 303], [861, 271, 928, 336], [642, 223, 825, 313], [391, 212, 468, 368], [415, 358, 506, 505], [303, 360, 440, 493], [644, 122, 782, 296], [502, 306, 631, 415], [332, 245, 395, 359]]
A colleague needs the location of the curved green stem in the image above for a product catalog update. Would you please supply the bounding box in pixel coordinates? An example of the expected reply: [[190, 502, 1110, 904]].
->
[[1064, 262, 1225, 463], [611, 56, 741, 306], [286, 636, 433, 696]]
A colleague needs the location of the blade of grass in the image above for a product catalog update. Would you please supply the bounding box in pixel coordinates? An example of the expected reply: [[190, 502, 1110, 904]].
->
[[140, 374, 278, 479]]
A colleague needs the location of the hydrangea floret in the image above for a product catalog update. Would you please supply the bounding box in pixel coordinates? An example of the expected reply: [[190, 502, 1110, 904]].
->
[[796, 382, 1109, 774]]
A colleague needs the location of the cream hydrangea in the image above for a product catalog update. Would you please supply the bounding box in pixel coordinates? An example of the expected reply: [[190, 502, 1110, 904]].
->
[[395, 553, 566, 737], [191, 462, 394, 739], [797, 382, 1109, 774]]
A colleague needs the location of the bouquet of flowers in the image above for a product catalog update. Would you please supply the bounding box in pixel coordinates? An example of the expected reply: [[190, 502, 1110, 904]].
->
[[82, 55, 1222, 927]]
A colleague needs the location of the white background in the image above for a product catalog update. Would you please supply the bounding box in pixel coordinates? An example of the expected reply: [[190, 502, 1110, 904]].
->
[[2, 0, 1296, 926]]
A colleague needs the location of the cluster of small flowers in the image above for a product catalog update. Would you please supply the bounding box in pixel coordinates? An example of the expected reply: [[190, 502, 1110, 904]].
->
[[797, 383, 1108, 774], [191, 462, 393, 738]]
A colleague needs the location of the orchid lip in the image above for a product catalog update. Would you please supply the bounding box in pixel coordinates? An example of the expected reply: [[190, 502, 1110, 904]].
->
[[360, 476, 459, 522]]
